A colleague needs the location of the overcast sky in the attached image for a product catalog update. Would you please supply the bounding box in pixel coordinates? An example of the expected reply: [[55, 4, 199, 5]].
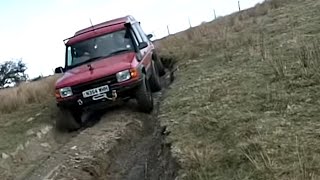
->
[[0, 0, 263, 78]]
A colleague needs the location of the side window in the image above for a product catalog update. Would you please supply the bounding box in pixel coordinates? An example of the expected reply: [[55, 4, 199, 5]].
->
[[67, 47, 73, 66], [131, 24, 143, 43], [135, 23, 149, 42]]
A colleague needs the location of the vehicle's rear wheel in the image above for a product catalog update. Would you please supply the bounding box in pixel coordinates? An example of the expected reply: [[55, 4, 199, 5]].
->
[[153, 53, 166, 76], [170, 71, 175, 82], [149, 61, 162, 92], [55, 108, 82, 132], [135, 76, 153, 113]]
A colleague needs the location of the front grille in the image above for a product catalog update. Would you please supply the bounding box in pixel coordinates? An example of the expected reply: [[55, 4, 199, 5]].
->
[[72, 75, 117, 95]]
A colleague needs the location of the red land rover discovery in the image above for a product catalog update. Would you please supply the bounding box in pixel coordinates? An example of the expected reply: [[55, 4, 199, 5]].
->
[[54, 16, 165, 130]]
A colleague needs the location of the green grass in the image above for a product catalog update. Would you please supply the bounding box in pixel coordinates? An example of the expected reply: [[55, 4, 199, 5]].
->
[[158, 0, 320, 179]]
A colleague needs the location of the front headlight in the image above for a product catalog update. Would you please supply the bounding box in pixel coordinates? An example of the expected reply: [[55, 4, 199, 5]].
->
[[116, 70, 131, 82], [59, 87, 73, 98]]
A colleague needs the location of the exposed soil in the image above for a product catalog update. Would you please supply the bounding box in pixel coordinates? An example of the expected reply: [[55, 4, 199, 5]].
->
[[1, 72, 178, 180]]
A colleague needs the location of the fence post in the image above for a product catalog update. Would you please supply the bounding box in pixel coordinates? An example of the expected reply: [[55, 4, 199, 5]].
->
[[213, 9, 217, 19], [167, 25, 170, 35], [188, 17, 192, 28], [238, 0, 241, 11]]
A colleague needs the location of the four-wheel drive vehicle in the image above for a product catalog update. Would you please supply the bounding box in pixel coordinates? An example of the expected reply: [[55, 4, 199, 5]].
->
[[54, 15, 165, 130]]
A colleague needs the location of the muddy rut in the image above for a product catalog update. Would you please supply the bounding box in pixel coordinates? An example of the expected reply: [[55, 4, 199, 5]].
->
[[3, 72, 178, 180]]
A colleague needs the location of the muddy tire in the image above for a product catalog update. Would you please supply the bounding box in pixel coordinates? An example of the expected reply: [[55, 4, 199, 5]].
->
[[149, 61, 162, 92], [153, 53, 166, 76], [170, 71, 175, 82], [55, 108, 82, 132], [135, 77, 154, 113]]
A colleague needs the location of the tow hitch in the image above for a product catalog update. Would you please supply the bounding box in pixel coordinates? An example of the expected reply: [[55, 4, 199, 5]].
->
[[92, 90, 118, 101]]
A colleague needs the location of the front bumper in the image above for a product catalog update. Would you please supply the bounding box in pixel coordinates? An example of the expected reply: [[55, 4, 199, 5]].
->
[[56, 78, 142, 110]]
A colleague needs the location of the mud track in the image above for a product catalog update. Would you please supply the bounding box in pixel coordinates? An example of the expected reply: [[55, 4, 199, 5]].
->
[[10, 72, 178, 180]]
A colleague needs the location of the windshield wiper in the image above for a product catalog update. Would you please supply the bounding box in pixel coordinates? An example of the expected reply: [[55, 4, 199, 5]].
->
[[108, 49, 131, 56], [67, 56, 108, 69], [86, 56, 106, 62], [66, 49, 132, 70]]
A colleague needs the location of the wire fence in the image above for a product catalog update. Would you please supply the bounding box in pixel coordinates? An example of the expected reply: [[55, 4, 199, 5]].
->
[[149, 0, 262, 40]]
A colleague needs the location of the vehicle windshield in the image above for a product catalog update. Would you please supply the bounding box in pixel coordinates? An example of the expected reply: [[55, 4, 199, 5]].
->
[[66, 29, 134, 68]]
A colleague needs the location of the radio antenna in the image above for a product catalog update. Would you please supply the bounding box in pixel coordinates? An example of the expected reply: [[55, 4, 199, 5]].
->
[[89, 18, 94, 28], [89, 18, 97, 35]]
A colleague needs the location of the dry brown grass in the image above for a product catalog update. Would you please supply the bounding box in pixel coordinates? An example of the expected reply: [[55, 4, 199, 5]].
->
[[155, 0, 303, 62], [0, 75, 60, 114], [158, 0, 320, 179]]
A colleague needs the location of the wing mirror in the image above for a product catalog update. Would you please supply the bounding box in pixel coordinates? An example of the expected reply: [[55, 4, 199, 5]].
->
[[147, 34, 153, 40], [138, 42, 148, 49], [54, 67, 65, 74]]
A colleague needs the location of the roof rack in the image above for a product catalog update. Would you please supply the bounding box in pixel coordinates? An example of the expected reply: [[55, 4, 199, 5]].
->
[[63, 17, 134, 44]]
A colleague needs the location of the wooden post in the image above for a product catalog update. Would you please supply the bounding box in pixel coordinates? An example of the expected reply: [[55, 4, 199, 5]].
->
[[188, 17, 192, 28], [167, 25, 170, 35], [213, 9, 217, 19], [238, 1, 241, 11]]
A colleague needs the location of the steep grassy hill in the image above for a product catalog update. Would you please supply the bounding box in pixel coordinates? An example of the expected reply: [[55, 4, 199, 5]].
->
[[157, 0, 320, 179]]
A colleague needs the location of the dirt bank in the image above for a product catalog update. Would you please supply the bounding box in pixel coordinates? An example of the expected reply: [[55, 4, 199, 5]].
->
[[1, 72, 178, 180]]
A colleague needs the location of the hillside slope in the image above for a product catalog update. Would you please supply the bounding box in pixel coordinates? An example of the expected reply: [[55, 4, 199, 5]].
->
[[157, 0, 320, 179]]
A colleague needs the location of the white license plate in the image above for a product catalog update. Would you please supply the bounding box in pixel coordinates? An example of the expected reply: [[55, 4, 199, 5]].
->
[[82, 85, 109, 98]]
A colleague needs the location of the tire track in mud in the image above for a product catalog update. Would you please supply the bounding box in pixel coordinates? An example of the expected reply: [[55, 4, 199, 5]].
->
[[23, 108, 143, 180], [100, 91, 178, 180], [23, 71, 178, 180], [0, 114, 80, 180]]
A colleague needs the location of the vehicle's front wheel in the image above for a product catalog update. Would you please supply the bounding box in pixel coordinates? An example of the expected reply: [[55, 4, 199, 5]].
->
[[55, 108, 82, 132], [135, 77, 154, 113]]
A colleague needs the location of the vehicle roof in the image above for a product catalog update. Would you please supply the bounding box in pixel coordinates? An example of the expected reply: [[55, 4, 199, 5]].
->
[[74, 15, 137, 35], [65, 15, 137, 45]]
